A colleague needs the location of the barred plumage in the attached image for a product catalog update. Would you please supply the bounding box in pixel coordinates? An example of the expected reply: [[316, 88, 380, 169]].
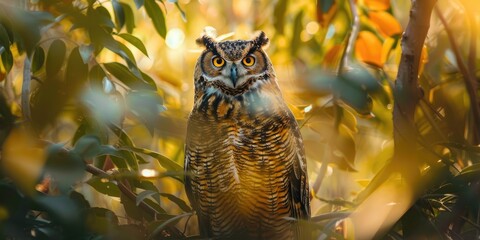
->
[[185, 31, 310, 239]]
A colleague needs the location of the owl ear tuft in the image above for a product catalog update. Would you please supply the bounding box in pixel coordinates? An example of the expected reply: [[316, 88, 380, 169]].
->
[[196, 27, 218, 50], [196, 35, 217, 50], [252, 31, 269, 49]]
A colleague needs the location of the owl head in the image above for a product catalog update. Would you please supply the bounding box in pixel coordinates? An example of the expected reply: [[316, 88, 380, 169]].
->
[[193, 31, 276, 99]]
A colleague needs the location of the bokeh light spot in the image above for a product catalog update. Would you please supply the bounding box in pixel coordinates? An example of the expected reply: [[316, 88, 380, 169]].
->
[[166, 28, 185, 49]]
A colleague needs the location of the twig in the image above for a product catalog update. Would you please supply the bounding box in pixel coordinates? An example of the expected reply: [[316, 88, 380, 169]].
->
[[338, 0, 360, 74], [434, 6, 480, 144], [85, 164, 186, 239], [22, 57, 32, 122]]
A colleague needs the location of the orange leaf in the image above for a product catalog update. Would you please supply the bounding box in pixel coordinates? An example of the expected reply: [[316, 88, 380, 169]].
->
[[369, 11, 403, 37], [364, 0, 390, 11], [355, 31, 383, 67]]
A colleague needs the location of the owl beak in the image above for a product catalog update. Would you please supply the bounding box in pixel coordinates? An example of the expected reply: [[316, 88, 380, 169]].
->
[[230, 64, 238, 87]]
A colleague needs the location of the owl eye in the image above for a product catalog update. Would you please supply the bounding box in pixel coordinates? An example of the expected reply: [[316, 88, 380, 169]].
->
[[242, 56, 255, 67], [212, 56, 225, 68]]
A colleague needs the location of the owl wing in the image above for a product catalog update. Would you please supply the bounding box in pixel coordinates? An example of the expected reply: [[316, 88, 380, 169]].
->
[[184, 145, 212, 237], [288, 111, 311, 220]]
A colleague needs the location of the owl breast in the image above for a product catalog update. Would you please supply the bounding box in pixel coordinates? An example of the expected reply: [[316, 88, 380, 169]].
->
[[185, 82, 302, 239]]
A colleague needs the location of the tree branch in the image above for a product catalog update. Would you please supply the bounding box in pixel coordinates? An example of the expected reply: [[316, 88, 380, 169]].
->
[[348, 0, 437, 238]]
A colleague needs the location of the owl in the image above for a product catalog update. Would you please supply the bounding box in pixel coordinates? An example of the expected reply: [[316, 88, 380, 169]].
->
[[184, 31, 310, 240]]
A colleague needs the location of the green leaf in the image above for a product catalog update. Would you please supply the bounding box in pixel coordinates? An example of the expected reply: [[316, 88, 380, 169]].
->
[[273, 0, 288, 34], [46, 39, 66, 77], [87, 176, 121, 197], [93, 6, 115, 30], [134, 0, 145, 9], [88, 64, 107, 89], [103, 62, 154, 90], [65, 47, 89, 90], [174, 2, 187, 22], [31, 46, 45, 73], [144, 0, 167, 38], [111, 0, 125, 31], [136, 190, 157, 206], [44, 144, 85, 193], [125, 147, 183, 174], [1, 47, 13, 73], [117, 33, 148, 57], [0, 24, 10, 48], [121, 3, 136, 33], [159, 193, 192, 212], [107, 124, 140, 170], [148, 212, 194, 238], [86, 207, 119, 234]]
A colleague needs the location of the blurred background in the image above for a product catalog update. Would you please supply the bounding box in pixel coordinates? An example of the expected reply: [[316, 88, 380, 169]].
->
[[0, 0, 480, 239]]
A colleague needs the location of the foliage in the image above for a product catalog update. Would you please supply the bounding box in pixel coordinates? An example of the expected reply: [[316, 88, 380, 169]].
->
[[0, 0, 479, 239]]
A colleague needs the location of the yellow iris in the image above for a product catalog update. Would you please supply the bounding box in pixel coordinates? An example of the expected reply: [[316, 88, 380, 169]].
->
[[212, 57, 225, 68], [242, 56, 255, 67]]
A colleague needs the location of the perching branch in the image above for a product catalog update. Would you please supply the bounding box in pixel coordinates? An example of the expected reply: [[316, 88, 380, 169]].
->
[[434, 6, 480, 144]]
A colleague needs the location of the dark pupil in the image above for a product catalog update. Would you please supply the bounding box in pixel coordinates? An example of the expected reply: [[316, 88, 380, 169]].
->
[[246, 58, 251, 63], [215, 58, 222, 65]]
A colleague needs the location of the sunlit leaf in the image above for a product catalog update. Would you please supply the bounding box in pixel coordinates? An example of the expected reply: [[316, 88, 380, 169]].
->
[[364, 0, 390, 11], [1, 128, 46, 195], [144, 0, 167, 38], [46, 39, 66, 77], [355, 31, 382, 67], [369, 11, 402, 37], [330, 124, 357, 171], [117, 33, 149, 57], [31, 46, 45, 73]]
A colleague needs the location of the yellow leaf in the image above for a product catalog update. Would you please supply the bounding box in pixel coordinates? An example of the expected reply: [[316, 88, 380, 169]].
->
[[369, 11, 402, 37], [364, 0, 390, 11], [419, 45, 428, 76], [355, 31, 383, 67], [1, 128, 46, 195]]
